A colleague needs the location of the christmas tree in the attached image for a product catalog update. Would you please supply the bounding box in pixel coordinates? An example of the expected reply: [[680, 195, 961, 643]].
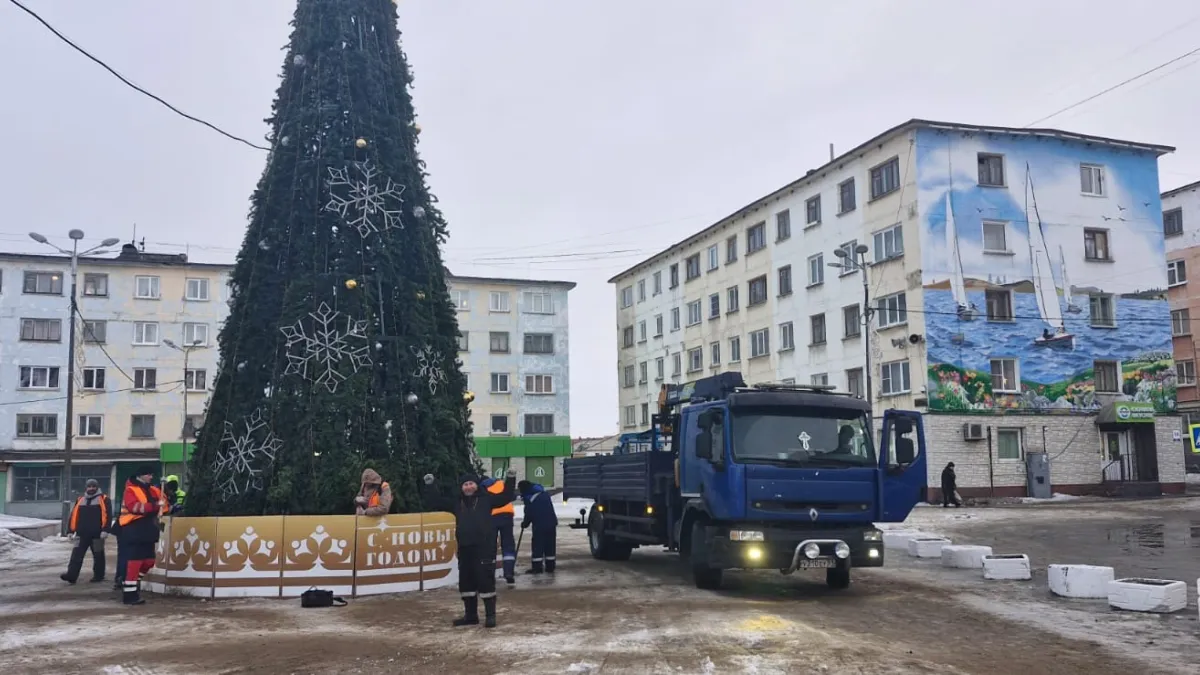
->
[[186, 0, 476, 516]]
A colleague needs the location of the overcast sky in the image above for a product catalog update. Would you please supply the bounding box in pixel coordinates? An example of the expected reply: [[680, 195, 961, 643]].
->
[[3, 0, 1200, 436]]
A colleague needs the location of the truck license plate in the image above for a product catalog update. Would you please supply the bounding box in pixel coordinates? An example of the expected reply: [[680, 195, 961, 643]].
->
[[797, 559, 836, 569]]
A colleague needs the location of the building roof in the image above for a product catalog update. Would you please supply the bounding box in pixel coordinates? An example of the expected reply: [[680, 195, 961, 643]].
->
[[0, 244, 232, 270], [448, 272, 576, 290], [608, 118, 1176, 283], [1162, 179, 1200, 200]]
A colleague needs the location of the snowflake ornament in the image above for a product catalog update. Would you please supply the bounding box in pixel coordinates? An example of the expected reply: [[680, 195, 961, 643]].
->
[[212, 409, 283, 502], [324, 161, 406, 238], [280, 302, 372, 393], [411, 344, 447, 395]]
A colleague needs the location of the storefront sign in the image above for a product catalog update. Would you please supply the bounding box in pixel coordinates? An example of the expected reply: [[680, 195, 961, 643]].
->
[[1113, 402, 1155, 422]]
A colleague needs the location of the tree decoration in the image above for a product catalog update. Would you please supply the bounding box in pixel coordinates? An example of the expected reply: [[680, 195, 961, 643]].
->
[[280, 303, 372, 393], [213, 410, 284, 502], [324, 161, 406, 238], [355, 138, 368, 149], [411, 344, 447, 394]]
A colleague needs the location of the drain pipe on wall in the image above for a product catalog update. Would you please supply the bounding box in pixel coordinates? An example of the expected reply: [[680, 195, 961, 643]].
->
[[987, 426, 995, 497]]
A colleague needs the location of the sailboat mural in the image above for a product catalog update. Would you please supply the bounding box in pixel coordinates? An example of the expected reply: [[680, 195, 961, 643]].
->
[[1059, 245, 1082, 314], [1026, 165, 1075, 349], [946, 186, 977, 320]]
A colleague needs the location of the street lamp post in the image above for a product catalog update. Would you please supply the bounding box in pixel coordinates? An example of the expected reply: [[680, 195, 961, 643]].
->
[[29, 231, 120, 535], [831, 244, 874, 429], [164, 338, 202, 487]]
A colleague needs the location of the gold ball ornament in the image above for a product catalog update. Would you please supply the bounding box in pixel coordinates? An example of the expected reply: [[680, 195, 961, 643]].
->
[[355, 138, 368, 149], [415, 290, 426, 300], [463, 391, 476, 404], [412, 123, 421, 134], [344, 279, 358, 290]]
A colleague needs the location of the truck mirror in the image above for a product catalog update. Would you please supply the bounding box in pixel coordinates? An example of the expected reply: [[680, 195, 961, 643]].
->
[[697, 411, 713, 431], [892, 417, 914, 435], [695, 432, 713, 459], [895, 437, 915, 465]]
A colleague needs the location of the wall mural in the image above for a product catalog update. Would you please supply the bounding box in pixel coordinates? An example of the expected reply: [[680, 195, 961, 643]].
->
[[916, 129, 1175, 413]]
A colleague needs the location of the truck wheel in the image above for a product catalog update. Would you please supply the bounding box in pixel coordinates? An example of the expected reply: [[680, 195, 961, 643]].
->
[[588, 510, 633, 561], [690, 521, 722, 590], [826, 561, 851, 590]]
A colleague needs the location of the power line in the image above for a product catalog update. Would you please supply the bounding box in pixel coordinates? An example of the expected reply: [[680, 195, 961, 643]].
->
[[0, 379, 185, 407], [6, 0, 269, 152]]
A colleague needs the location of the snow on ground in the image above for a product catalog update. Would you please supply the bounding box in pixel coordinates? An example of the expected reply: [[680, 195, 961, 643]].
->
[[0, 528, 70, 572], [1017, 493, 1082, 504], [0, 515, 58, 530], [512, 494, 593, 526]]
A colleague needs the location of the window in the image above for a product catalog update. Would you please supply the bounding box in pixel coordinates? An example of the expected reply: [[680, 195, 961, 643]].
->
[[710, 341, 721, 367], [978, 153, 1005, 187], [637, 280, 646, 302], [83, 320, 106, 344], [810, 313, 827, 345], [727, 286, 740, 313], [183, 415, 204, 439], [687, 300, 702, 326], [20, 318, 62, 342], [624, 405, 637, 427], [17, 414, 57, 438], [133, 368, 157, 391], [838, 179, 856, 213], [490, 372, 511, 393], [729, 336, 742, 362], [131, 415, 156, 439], [807, 254, 824, 286], [781, 378, 796, 385], [1080, 164, 1105, 196], [134, 275, 160, 299], [990, 358, 1019, 392], [685, 254, 701, 281], [1084, 229, 1111, 261], [726, 236, 738, 264], [877, 292, 908, 328], [846, 368, 864, 398], [870, 157, 901, 199], [843, 304, 861, 338], [747, 222, 766, 253], [490, 331, 511, 353], [640, 403, 650, 426], [669, 264, 679, 288], [811, 373, 829, 386], [619, 286, 634, 308], [1164, 208, 1184, 237], [708, 293, 720, 319], [19, 366, 60, 389], [996, 429, 1023, 461], [1177, 360, 1197, 386], [457, 332, 469, 351], [748, 275, 768, 306], [183, 322, 209, 346], [450, 289, 469, 310], [835, 241, 858, 274], [622, 326, 634, 348], [707, 245, 719, 271], [525, 374, 554, 394], [23, 271, 63, 295], [778, 265, 793, 296], [638, 362, 648, 384], [12, 466, 60, 502], [880, 360, 911, 395], [185, 369, 207, 392], [653, 271, 662, 295], [805, 195, 821, 226], [525, 414, 555, 434], [654, 314, 664, 337], [1090, 294, 1116, 327], [490, 291, 512, 312], [779, 321, 795, 351], [525, 291, 555, 314], [82, 273, 108, 297], [1094, 360, 1120, 392], [185, 278, 210, 301], [671, 308, 681, 331], [78, 415, 104, 438], [985, 289, 1014, 322], [982, 221, 1008, 253], [776, 210, 791, 241], [623, 365, 635, 387], [1172, 308, 1190, 336], [82, 367, 105, 391], [523, 333, 554, 354], [687, 347, 703, 372], [133, 322, 159, 345], [638, 320, 647, 342], [655, 357, 664, 380], [873, 224, 904, 262], [672, 353, 682, 376], [750, 328, 770, 358], [1168, 259, 1187, 287]]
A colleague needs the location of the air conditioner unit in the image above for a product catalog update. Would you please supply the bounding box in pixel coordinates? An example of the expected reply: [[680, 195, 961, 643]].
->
[[962, 423, 985, 441]]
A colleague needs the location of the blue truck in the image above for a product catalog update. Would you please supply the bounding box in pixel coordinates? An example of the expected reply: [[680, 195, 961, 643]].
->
[[562, 372, 928, 589]]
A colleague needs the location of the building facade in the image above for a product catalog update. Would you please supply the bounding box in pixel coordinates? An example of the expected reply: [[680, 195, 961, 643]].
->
[[449, 274, 574, 486], [611, 119, 1186, 498], [1161, 179, 1200, 471], [0, 244, 232, 518]]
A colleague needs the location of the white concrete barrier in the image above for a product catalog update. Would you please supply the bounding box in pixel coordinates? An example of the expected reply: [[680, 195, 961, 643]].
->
[[982, 554, 1031, 580], [907, 537, 951, 558], [941, 545, 993, 569], [883, 530, 937, 550], [1048, 564, 1114, 599], [1108, 578, 1187, 613]]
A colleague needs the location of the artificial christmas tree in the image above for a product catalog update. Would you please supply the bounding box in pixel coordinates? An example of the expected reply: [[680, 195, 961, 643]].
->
[[186, 0, 476, 516]]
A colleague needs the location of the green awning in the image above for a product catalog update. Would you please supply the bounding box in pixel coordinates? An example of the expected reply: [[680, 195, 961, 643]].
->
[[1095, 401, 1155, 426]]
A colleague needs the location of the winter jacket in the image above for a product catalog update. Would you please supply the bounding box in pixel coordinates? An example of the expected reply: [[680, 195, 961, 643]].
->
[[423, 476, 515, 553], [163, 474, 186, 515], [519, 483, 558, 528], [940, 465, 957, 492], [69, 491, 112, 538], [356, 469, 393, 516], [480, 477, 515, 519], [118, 479, 163, 545]]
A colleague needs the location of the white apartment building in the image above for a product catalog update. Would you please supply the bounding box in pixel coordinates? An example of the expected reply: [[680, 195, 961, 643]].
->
[[448, 274, 575, 486], [0, 244, 232, 518]]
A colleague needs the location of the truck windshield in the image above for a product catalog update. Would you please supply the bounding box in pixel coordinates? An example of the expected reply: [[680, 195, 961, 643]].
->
[[730, 408, 875, 467]]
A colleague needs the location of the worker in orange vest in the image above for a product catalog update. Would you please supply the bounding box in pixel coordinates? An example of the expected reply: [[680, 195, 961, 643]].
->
[[481, 474, 517, 586], [355, 468, 392, 516], [60, 478, 112, 584], [117, 466, 165, 606]]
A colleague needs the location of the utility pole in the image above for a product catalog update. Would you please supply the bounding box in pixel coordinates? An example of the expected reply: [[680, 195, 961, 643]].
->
[[832, 244, 874, 431], [164, 338, 202, 487]]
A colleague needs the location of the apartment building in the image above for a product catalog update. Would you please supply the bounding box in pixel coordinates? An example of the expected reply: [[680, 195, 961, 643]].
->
[[612, 119, 1185, 498], [449, 274, 574, 487], [1161, 180, 1200, 471], [0, 244, 232, 518]]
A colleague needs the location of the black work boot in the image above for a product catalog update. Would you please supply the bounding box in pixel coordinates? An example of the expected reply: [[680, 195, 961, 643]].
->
[[60, 573, 76, 585], [122, 590, 145, 606], [452, 596, 479, 627], [483, 597, 497, 628], [524, 567, 544, 575]]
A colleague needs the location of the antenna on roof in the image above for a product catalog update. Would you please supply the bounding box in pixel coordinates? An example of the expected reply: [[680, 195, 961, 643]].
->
[[829, 143, 835, 161]]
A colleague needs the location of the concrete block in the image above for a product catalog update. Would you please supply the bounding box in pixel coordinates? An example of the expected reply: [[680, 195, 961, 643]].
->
[[1107, 578, 1187, 613], [1048, 564, 1114, 599], [883, 530, 936, 550], [907, 537, 951, 558], [983, 554, 1031, 580], [941, 545, 994, 569]]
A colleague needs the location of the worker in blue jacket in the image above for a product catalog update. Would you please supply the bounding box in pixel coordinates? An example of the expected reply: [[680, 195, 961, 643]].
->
[[518, 480, 558, 574]]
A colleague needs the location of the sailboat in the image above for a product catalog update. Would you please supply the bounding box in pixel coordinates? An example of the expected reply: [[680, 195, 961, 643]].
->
[[946, 190, 977, 320], [1059, 245, 1082, 314], [1027, 167, 1075, 349]]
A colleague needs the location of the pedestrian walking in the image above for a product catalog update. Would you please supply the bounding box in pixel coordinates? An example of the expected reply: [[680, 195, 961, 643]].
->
[[162, 474, 186, 515], [61, 479, 112, 584], [518, 480, 558, 574], [117, 466, 165, 606], [354, 468, 393, 516], [422, 469, 516, 628], [480, 475, 517, 586], [941, 462, 962, 508]]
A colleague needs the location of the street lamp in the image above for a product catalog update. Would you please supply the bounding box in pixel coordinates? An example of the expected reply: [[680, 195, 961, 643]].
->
[[28, 230, 120, 535], [831, 244, 874, 428], [164, 338, 203, 488]]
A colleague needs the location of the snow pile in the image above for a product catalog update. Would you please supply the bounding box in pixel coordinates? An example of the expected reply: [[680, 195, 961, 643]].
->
[[0, 527, 70, 571], [0, 514, 58, 530], [1018, 493, 1081, 504]]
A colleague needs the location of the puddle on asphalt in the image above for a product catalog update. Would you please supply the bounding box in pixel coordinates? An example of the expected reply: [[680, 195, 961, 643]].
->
[[1103, 522, 1200, 554]]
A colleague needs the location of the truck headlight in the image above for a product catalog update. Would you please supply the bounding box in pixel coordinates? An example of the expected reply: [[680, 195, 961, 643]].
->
[[802, 542, 821, 559], [730, 530, 764, 542], [863, 530, 882, 542], [834, 542, 851, 559]]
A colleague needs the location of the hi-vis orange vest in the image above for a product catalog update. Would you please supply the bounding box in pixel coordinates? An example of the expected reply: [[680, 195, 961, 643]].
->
[[368, 482, 389, 508], [69, 494, 108, 533], [119, 484, 164, 527], [487, 479, 513, 516]]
